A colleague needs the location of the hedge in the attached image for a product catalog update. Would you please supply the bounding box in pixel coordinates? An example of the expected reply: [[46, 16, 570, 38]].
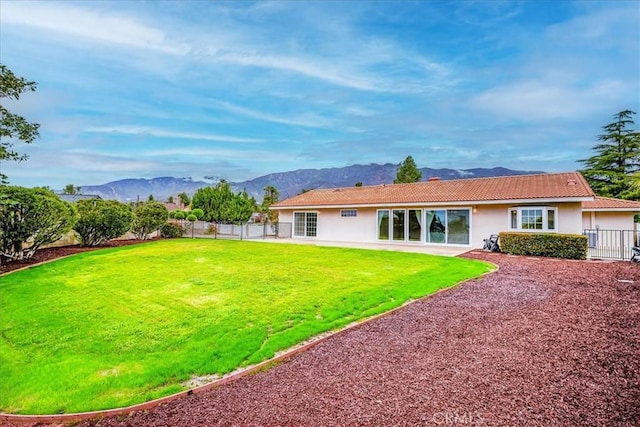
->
[[499, 232, 588, 260]]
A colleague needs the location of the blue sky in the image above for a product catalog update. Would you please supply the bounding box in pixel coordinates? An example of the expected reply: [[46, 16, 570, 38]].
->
[[1, 0, 638, 189]]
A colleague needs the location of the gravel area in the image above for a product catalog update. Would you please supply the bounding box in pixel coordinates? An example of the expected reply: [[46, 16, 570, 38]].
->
[[2, 251, 639, 426]]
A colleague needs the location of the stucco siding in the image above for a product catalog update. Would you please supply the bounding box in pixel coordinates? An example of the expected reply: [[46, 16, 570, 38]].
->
[[316, 208, 377, 242], [279, 201, 586, 249], [557, 203, 583, 234], [469, 204, 509, 248], [582, 212, 636, 231]]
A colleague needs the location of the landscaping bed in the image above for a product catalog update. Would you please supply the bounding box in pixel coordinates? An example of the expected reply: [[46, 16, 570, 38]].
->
[[2, 250, 638, 426]]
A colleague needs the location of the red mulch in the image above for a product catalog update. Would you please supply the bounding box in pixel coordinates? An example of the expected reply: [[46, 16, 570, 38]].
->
[[2, 250, 639, 426]]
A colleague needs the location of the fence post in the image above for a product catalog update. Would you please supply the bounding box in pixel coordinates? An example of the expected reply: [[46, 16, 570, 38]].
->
[[621, 229, 624, 259]]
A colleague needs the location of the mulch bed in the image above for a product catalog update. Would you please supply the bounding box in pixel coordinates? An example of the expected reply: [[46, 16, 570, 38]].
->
[[2, 250, 639, 426]]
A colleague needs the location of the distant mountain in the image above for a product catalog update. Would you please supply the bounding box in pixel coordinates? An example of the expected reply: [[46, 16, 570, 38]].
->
[[77, 177, 209, 202], [74, 164, 545, 203]]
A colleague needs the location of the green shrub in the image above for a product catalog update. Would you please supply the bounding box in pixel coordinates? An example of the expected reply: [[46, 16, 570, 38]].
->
[[499, 232, 587, 260], [191, 208, 204, 219], [186, 214, 197, 222], [160, 222, 185, 238], [173, 211, 186, 220]]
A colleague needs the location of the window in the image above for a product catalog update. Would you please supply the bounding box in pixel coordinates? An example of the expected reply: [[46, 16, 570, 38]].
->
[[378, 208, 468, 245], [509, 207, 557, 232], [341, 209, 357, 217], [447, 209, 470, 245], [408, 209, 422, 241], [378, 210, 390, 240], [426, 210, 446, 243], [294, 212, 317, 237], [426, 209, 470, 244], [393, 209, 405, 240]]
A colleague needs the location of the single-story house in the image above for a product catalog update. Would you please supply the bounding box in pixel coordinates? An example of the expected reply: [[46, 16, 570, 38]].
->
[[272, 172, 640, 250]]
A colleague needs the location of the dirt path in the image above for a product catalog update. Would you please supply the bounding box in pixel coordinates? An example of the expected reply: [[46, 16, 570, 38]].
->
[[3, 251, 639, 426]]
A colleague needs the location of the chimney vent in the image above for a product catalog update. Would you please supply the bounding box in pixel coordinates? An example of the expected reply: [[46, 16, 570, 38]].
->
[[567, 179, 576, 186]]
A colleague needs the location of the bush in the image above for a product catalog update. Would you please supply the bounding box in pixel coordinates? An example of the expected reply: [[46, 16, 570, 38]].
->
[[204, 223, 217, 235], [131, 201, 169, 240], [74, 199, 133, 246], [499, 232, 588, 260], [173, 211, 186, 220], [0, 186, 78, 261], [160, 222, 185, 238]]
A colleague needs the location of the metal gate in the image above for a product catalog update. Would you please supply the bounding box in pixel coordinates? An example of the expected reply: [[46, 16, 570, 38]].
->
[[583, 229, 639, 260]]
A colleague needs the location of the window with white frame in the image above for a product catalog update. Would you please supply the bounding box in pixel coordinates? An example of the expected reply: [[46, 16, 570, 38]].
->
[[377, 208, 468, 245], [341, 209, 357, 217], [294, 212, 318, 237], [508, 207, 557, 232]]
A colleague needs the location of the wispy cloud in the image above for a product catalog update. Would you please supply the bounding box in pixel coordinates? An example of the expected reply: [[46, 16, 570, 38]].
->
[[1, 1, 184, 54], [213, 100, 337, 129], [85, 126, 263, 144], [1, 0, 637, 189]]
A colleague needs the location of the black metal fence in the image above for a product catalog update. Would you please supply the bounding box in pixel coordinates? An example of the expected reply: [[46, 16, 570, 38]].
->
[[583, 229, 639, 260], [181, 221, 292, 240]]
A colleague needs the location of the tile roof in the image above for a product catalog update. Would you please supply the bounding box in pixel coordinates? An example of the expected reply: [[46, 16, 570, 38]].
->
[[273, 172, 594, 208], [582, 196, 640, 211]]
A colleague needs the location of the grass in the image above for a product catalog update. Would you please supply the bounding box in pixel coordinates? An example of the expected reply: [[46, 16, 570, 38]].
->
[[0, 239, 492, 414]]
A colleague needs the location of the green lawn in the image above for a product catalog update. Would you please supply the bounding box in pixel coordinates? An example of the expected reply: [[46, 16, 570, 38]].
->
[[0, 239, 492, 414]]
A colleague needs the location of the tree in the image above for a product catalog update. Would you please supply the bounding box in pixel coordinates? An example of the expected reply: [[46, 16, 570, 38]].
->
[[1, 65, 40, 184], [177, 192, 190, 208], [62, 184, 81, 195], [167, 196, 174, 204], [580, 110, 640, 200], [395, 155, 422, 184], [355, 181, 363, 187], [0, 186, 77, 262], [131, 201, 168, 240], [191, 181, 235, 222], [261, 185, 279, 224], [73, 199, 133, 246], [223, 190, 256, 224], [147, 194, 155, 201]]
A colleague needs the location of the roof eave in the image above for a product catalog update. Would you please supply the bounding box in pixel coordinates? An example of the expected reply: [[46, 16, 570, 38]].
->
[[582, 208, 640, 212], [272, 196, 593, 210]]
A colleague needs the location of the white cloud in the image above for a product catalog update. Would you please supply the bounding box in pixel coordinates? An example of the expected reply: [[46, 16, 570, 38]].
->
[[470, 79, 629, 120], [145, 147, 284, 162], [213, 100, 336, 129], [0, 1, 185, 54], [85, 126, 263, 144]]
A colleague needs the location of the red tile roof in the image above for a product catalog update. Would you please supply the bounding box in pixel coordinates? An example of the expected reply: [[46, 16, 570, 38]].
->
[[582, 196, 640, 211], [273, 172, 594, 208]]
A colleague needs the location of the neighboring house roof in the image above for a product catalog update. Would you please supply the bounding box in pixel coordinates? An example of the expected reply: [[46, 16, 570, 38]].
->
[[273, 172, 594, 209], [56, 194, 102, 203], [164, 202, 180, 211], [582, 196, 640, 212]]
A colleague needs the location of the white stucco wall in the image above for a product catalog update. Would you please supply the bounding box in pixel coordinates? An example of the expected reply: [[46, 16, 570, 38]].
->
[[278, 201, 587, 249], [582, 211, 637, 231], [315, 208, 378, 242]]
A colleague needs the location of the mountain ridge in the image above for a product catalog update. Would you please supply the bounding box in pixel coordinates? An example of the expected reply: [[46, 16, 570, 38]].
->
[[73, 163, 546, 202]]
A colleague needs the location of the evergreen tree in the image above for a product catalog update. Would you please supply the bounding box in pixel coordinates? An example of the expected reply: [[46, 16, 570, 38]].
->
[[394, 155, 422, 184], [580, 110, 640, 200]]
